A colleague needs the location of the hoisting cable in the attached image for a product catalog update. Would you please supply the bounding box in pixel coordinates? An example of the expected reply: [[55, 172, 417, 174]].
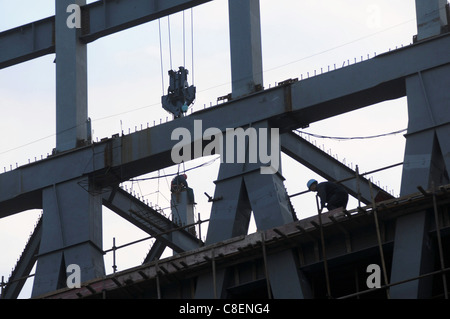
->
[[158, 19, 165, 95], [183, 10, 186, 68], [167, 16, 173, 70], [191, 8, 195, 86], [176, 160, 186, 176], [131, 156, 220, 182]]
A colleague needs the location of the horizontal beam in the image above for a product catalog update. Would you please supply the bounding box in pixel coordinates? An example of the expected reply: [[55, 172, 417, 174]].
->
[[0, 0, 212, 69], [0, 16, 55, 69], [80, 0, 212, 43], [1, 34, 449, 218]]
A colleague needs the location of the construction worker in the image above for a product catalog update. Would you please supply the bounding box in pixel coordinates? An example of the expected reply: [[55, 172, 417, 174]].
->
[[171, 173, 195, 204], [171, 174, 188, 193], [307, 179, 348, 211]]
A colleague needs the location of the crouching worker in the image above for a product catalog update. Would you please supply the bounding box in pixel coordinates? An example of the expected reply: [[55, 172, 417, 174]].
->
[[307, 179, 348, 211], [171, 174, 188, 193], [171, 173, 195, 204]]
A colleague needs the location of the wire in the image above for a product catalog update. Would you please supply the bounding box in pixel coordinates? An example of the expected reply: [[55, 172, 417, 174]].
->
[[183, 10, 186, 68], [168, 16, 173, 70], [191, 8, 195, 86], [295, 128, 407, 140], [158, 19, 165, 95], [263, 18, 415, 75], [130, 155, 220, 182]]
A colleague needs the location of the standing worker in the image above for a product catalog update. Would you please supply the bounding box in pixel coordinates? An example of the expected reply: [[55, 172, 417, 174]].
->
[[307, 179, 349, 211]]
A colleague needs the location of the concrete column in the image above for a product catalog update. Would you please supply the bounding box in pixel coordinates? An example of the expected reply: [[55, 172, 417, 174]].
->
[[195, 121, 310, 298], [415, 0, 448, 41], [400, 66, 450, 194], [195, 1, 309, 299], [228, 0, 263, 98], [55, 0, 89, 152], [391, 65, 450, 298], [31, 178, 104, 297], [171, 189, 196, 245]]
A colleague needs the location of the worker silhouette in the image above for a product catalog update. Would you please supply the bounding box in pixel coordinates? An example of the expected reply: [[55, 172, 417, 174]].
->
[[171, 173, 195, 204], [307, 179, 348, 211], [171, 174, 188, 193]]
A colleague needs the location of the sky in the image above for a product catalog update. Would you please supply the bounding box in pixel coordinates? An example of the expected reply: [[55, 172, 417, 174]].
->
[[0, 0, 419, 298]]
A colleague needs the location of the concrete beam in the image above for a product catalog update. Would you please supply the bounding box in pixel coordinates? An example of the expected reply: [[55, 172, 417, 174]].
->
[[0, 0, 212, 69], [0, 16, 55, 69]]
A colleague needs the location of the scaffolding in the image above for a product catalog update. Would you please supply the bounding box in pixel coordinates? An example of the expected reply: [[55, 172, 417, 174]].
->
[[14, 178, 448, 299], [1, 0, 450, 300]]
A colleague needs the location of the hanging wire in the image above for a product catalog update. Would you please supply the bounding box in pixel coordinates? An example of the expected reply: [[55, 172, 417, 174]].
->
[[296, 128, 407, 141], [168, 16, 173, 70], [177, 160, 186, 175], [158, 19, 165, 95], [183, 10, 186, 68], [191, 8, 195, 85], [131, 156, 220, 182]]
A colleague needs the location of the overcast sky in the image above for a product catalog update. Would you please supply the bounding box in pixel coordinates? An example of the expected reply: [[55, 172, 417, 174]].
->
[[0, 0, 419, 298]]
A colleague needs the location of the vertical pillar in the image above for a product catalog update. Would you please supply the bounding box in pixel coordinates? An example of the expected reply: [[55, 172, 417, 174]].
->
[[195, 0, 310, 299], [31, 178, 104, 297], [171, 190, 195, 231], [171, 188, 196, 245], [195, 121, 310, 298], [55, 0, 89, 152], [390, 65, 450, 298], [415, 0, 448, 41], [228, 0, 263, 98]]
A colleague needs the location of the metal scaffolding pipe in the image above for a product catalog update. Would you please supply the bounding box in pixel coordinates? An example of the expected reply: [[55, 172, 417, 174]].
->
[[368, 181, 390, 299], [432, 182, 448, 299]]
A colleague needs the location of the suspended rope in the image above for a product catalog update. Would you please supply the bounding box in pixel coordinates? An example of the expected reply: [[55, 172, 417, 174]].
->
[[131, 156, 220, 182], [181, 9, 195, 79], [295, 128, 407, 141], [177, 160, 186, 176], [158, 19, 165, 95], [183, 10, 186, 68], [168, 16, 173, 70], [191, 8, 195, 86]]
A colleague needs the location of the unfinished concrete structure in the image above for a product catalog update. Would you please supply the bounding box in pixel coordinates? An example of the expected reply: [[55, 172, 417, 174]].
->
[[0, 0, 449, 299]]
